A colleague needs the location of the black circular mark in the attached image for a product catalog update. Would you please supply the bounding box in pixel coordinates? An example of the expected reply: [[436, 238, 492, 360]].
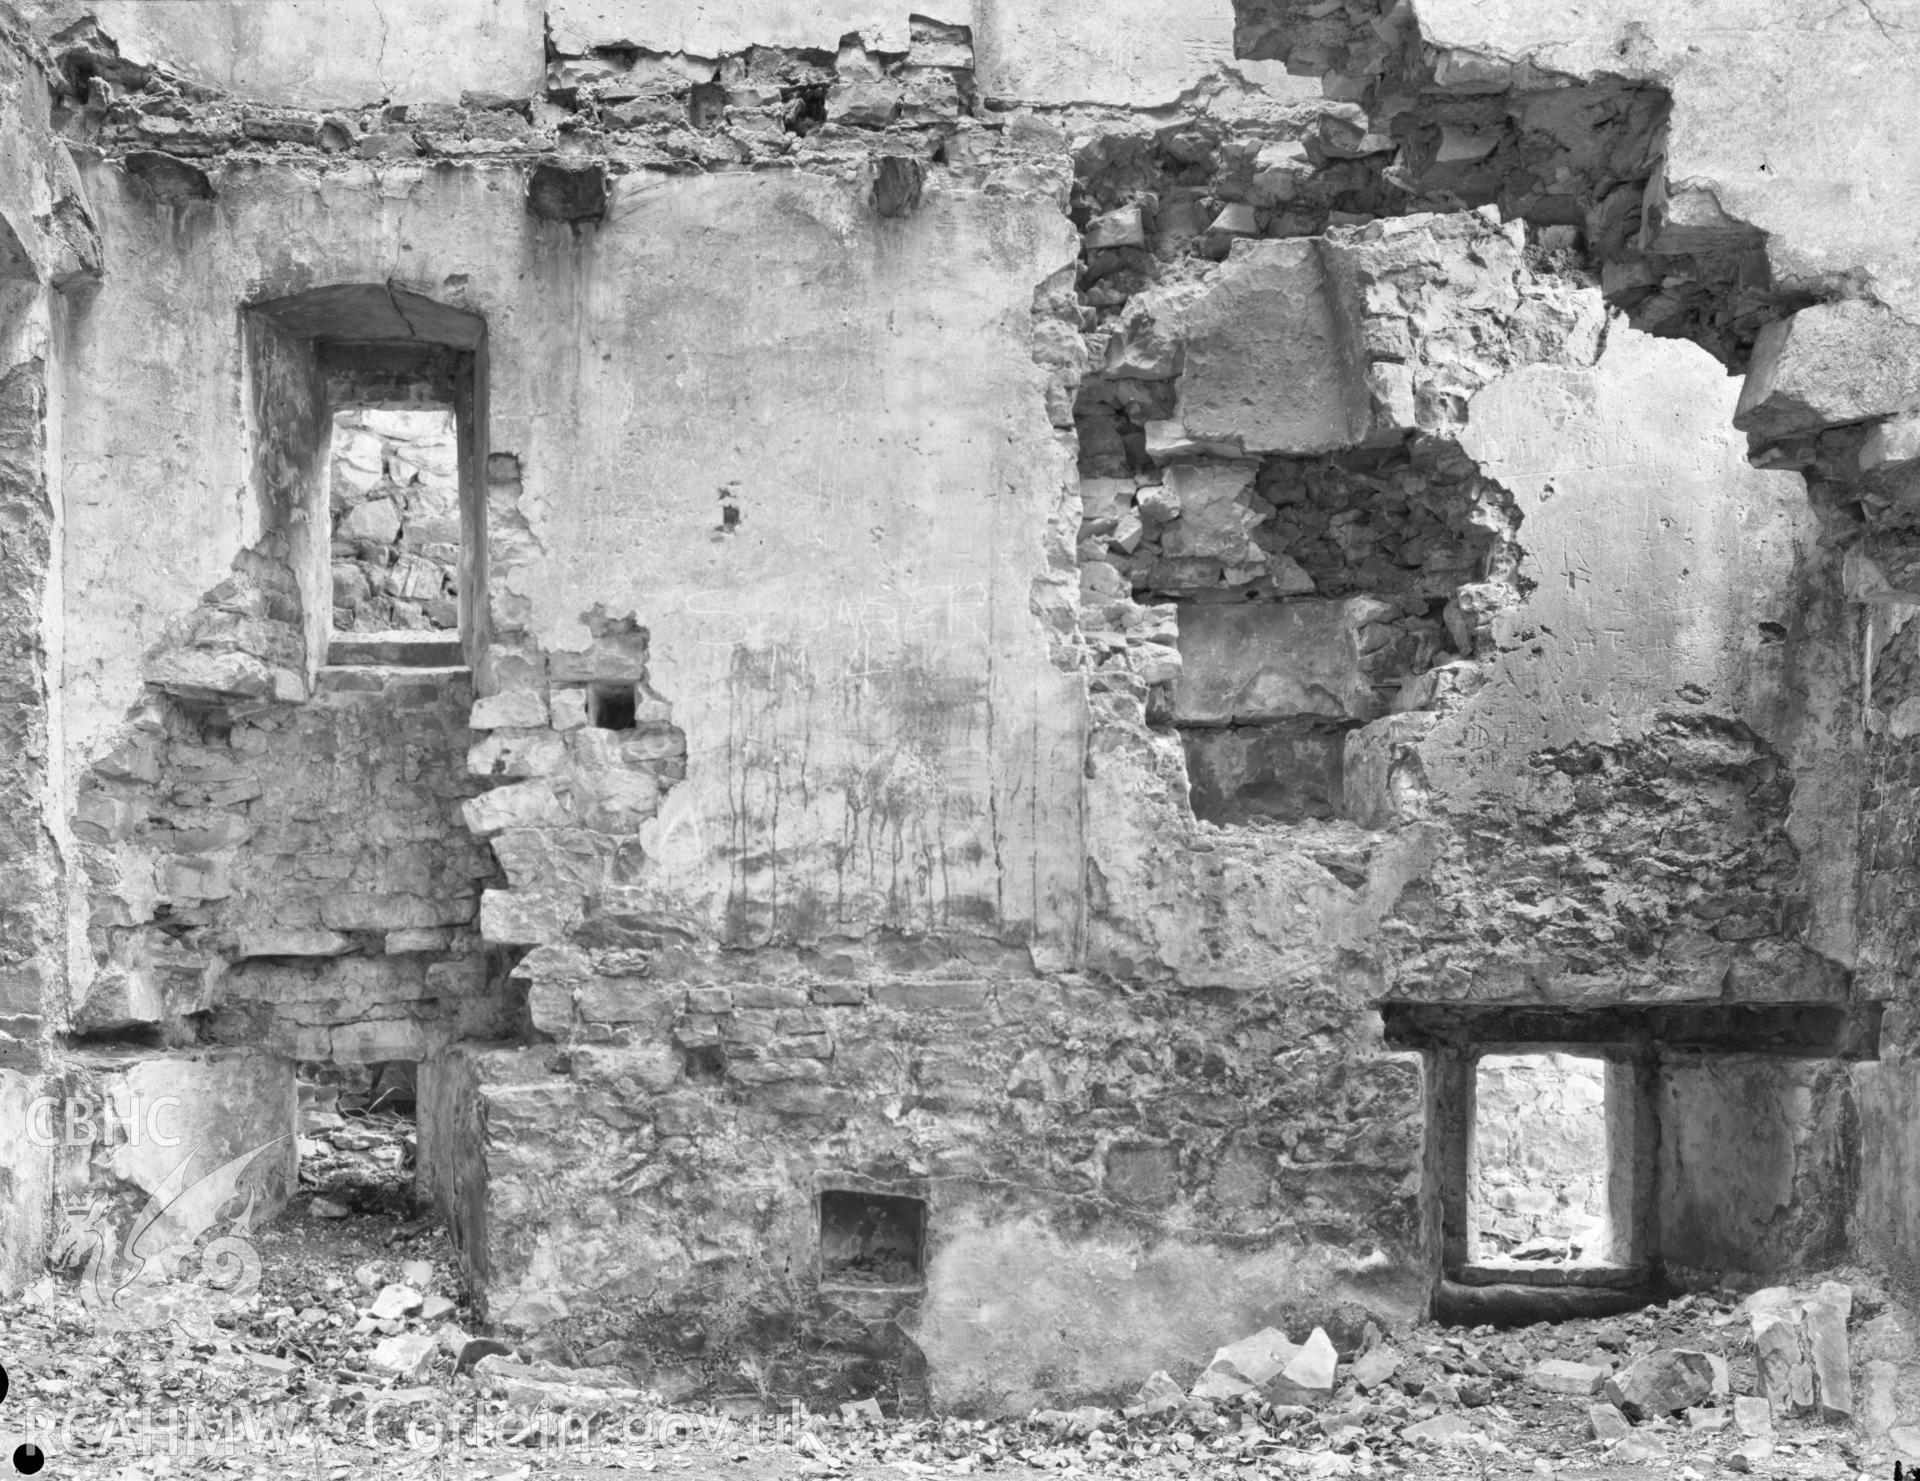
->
[[10, 1444, 41, 1475], [0, 1361, 8, 1403]]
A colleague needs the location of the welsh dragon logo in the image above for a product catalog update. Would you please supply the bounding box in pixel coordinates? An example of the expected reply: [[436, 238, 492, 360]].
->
[[50, 1135, 291, 1334]]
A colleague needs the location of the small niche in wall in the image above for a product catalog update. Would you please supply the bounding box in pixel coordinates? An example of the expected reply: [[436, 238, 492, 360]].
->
[[818, 1190, 926, 1290], [589, 682, 637, 731]]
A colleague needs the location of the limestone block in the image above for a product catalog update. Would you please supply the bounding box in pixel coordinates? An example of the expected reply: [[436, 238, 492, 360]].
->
[[1173, 598, 1396, 725], [1103, 288, 1193, 381], [575, 977, 673, 1026], [1212, 1327, 1300, 1387], [1267, 1328, 1337, 1405], [1862, 411, 1920, 472], [1086, 206, 1146, 251], [469, 690, 550, 730], [1734, 300, 1920, 441], [1861, 1360, 1898, 1438], [576, 770, 662, 831], [331, 1019, 432, 1063], [468, 730, 567, 778], [462, 779, 571, 837], [1590, 1402, 1632, 1442], [234, 927, 354, 959], [1804, 1282, 1852, 1421], [1174, 239, 1371, 455], [1602, 1349, 1716, 1418], [145, 647, 296, 703], [56, 1048, 297, 1239], [340, 498, 401, 544], [1157, 463, 1266, 565], [1250, 140, 1313, 204], [369, 1331, 436, 1378], [569, 1044, 681, 1093], [1751, 1308, 1815, 1417], [71, 965, 167, 1033], [1732, 1395, 1772, 1438], [479, 888, 582, 946], [319, 893, 472, 932], [1144, 419, 1245, 462], [1528, 1359, 1609, 1396]]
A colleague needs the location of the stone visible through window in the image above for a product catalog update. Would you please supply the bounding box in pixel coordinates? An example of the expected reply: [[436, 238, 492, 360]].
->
[[1469, 1051, 1611, 1267], [329, 407, 461, 635]]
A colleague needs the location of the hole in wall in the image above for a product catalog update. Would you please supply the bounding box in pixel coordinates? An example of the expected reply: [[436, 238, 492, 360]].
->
[[684, 1045, 727, 1082], [818, 1190, 927, 1289], [688, 81, 726, 131], [1180, 720, 1352, 824], [296, 1059, 419, 1216], [781, 84, 830, 135], [589, 683, 638, 731], [1470, 1051, 1611, 1268]]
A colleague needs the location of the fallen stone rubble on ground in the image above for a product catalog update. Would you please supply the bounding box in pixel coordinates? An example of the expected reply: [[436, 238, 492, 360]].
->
[[3, 1193, 1915, 1481]]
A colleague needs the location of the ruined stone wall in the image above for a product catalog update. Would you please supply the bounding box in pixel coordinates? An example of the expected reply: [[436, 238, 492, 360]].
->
[[1854, 609, 1920, 1296], [15, 0, 1914, 1403], [0, 4, 100, 1295], [70, 665, 506, 1061]]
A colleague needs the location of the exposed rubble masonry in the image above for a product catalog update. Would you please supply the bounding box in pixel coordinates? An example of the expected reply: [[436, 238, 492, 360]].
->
[[9, 0, 1920, 1425]]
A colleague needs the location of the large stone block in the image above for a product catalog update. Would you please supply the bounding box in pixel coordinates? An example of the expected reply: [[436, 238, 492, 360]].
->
[[418, 1043, 692, 1332], [53, 1048, 296, 1245], [1156, 463, 1267, 564], [1174, 239, 1371, 455], [1173, 598, 1396, 725], [1734, 299, 1920, 441]]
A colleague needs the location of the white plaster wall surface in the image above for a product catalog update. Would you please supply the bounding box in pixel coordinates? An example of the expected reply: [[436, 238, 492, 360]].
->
[[920, 1208, 1420, 1411], [510, 171, 1084, 951], [19, 0, 544, 108], [1428, 324, 1857, 962], [59, 161, 1085, 956], [971, 0, 1316, 107], [548, 0, 920, 56], [1412, 0, 1920, 322]]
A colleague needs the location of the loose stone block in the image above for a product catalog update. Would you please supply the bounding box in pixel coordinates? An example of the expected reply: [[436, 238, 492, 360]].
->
[[1268, 1328, 1338, 1406], [1734, 299, 1920, 440], [1804, 1281, 1853, 1420], [1589, 1402, 1631, 1442], [1602, 1349, 1718, 1417], [1528, 1359, 1610, 1396]]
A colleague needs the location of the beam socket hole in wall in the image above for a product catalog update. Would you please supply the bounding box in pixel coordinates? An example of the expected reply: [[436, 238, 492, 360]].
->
[[589, 683, 637, 731], [1469, 1052, 1612, 1269], [818, 1190, 926, 1290], [683, 1045, 726, 1082]]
